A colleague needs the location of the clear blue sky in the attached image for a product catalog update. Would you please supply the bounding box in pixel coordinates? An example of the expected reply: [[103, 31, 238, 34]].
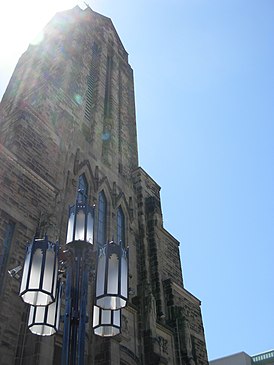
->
[[1, 0, 273, 360]]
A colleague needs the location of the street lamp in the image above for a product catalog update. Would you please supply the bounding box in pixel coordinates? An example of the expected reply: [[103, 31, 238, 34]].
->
[[28, 281, 62, 336], [13, 194, 129, 365], [92, 305, 121, 337], [66, 202, 94, 245], [95, 241, 128, 310], [19, 236, 59, 306]]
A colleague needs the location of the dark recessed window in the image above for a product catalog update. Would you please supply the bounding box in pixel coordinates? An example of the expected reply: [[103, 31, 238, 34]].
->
[[97, 191, 107, 247], [117, 207, 125, 247], [77, 174, 88, 203]]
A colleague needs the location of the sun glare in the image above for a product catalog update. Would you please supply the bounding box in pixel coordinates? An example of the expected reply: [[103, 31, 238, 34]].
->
[[1, 1, 81, 47], [0, 0, 85, 98]]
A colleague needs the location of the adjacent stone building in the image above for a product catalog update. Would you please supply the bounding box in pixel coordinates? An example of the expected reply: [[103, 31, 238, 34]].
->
[[0, 5, 209, 365], [210, 350, 274, 365]]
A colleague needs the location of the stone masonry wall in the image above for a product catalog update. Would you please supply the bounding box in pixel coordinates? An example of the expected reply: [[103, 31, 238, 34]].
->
[[0, 6, 208, 364]]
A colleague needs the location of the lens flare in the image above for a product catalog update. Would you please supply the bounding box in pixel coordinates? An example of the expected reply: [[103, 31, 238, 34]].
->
[[102, 132, 111, 141], [74, 94, 83, 105]]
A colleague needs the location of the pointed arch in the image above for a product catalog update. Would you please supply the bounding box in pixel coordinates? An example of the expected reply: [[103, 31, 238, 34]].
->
[[98, 176, 113, 203], [73, 148, 97, 192], [116, 192, 133, 222]]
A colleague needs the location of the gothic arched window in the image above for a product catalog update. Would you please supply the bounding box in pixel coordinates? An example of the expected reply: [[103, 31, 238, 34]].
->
[[77, 174, 88, 203], [117, 206, 125, 247], [97, 191, 107, 247]]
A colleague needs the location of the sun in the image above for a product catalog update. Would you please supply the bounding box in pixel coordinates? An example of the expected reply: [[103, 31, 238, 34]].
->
[[0, 1, 81, 47], [0, 0, 84, 98]]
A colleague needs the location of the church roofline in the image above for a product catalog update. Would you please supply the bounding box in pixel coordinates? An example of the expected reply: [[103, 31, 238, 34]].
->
[[83, 6, 129, 56], [51, 5, 129, 57], [132, 166, 161, 191], [172, 281, 202, 306], [160, 226, 180, 246]]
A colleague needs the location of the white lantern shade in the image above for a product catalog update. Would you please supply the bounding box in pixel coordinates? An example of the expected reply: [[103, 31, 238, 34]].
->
[[28, 282, 62, 336], [75, 210, 85, 241], [95, 242, 128, 310], [66, 203, 94, 245], [93, 305, 121, 337], [19, 237, 58, 306]]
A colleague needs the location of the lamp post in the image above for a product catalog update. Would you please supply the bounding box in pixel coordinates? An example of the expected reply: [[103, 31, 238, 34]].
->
[[16, 195, 129, 365]]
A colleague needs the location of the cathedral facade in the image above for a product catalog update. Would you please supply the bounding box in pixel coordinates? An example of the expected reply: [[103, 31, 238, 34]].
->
[[0, 6, 208, 365]]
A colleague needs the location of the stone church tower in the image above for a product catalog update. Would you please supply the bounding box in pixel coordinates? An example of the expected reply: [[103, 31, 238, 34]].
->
[[0, 6, 208, 365]]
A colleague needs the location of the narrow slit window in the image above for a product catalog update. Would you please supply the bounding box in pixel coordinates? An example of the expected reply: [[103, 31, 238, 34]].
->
[[97, 191, 107, 247], [117, 207, 125, 247], [77, 174, 88, 204]]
